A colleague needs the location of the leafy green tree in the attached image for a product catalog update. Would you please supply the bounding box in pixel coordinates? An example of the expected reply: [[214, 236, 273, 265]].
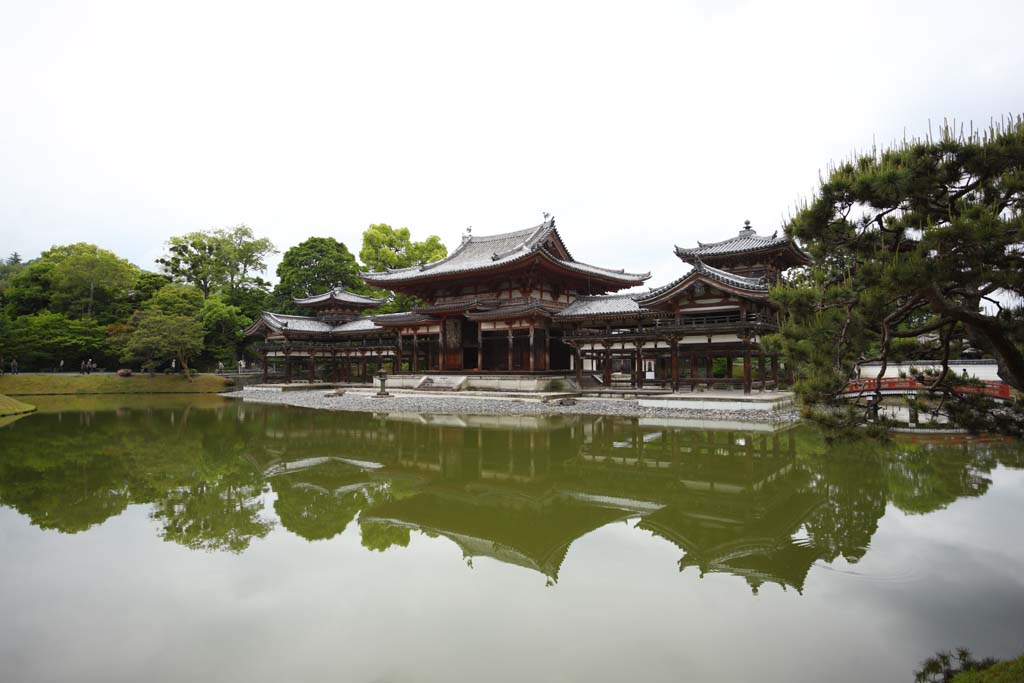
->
[[156, 225, 275, 299], [1, 311, 112, 370], [144, 283, 205, 317], [3, 244, 137, 323], [359, 224, 447, 313], [6, 252, 21, 265], [198, 295, 251, 365], [132, 271, 172, 305], [123, 310, 204, 377], [271, 236, 366, 313], [359, 223, 447, 271], [772, 117, 1024, 432], [49, 243, 138, 318]]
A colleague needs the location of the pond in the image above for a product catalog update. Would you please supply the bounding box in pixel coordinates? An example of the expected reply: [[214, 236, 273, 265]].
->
[[1, 395, 1022, 683]]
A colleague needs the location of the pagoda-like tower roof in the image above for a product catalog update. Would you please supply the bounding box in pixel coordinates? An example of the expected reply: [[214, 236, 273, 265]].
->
[[360, 217, 649, 294], [675, 221, 811, 269], [293, 287, 384, 309]]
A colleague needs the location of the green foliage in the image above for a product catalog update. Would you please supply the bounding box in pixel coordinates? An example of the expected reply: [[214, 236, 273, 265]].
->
[[360, 521, 411, 552], [157, 224, 275, 299], [198, 295, 251, 365], [122, 309, 204, 374], [4, 243, 138, 323], [144, 283, 205, 317], [773, 117, 1024, 434], [359, 223, 447, 313], [272, 236, 366, 313], [915, 648, 1000, 682], [1, 311, 112, 371], [951, 656, 1024, 682]]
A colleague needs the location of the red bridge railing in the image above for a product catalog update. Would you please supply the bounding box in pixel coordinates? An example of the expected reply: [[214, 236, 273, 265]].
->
[[843, 377, 1012, 400]]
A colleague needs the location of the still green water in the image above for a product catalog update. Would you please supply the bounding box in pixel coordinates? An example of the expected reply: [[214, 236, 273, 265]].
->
[[1, 396, 1022, 683]]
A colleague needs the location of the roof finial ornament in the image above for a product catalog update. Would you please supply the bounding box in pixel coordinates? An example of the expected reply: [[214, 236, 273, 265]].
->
[[462, 225, 472, 243], [739, 219, 755, 237]]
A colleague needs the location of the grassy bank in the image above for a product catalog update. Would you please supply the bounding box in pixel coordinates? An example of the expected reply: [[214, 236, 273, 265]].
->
[[953, 655, 1024, 682], [0, 373, 232, 396], [0, 393, 36, 416]]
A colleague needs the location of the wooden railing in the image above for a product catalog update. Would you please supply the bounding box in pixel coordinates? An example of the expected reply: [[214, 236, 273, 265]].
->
[[564, 313, 776, 340], [843, 377, 1012, 400]]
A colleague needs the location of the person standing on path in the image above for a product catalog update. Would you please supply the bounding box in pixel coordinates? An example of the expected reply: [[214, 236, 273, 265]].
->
[[10, 358, 18, 374], [59, 359, 64, 373]]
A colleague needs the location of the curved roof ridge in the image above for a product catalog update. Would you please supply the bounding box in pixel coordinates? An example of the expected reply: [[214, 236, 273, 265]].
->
[[293, 287, 384, 306]]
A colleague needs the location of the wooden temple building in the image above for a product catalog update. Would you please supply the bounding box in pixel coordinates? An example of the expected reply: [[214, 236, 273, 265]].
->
[[245, 217, 810, 393]]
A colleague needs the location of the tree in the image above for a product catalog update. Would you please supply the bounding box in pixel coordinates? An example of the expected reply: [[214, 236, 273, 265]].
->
[[359, 223, 447, 272], [4, 244, 137, 322], [359, 224, 448, 313], [6, 252, 21, 266], [198, 295, 251, 365], [156, 225, 275, 299], [144, 283, 205, 317], [1, 311, 111, 371], [272, 236, 366, 313], [123, 310, 204, 377], [772, 117, 1024, 432], [50, 243, 138, 318]]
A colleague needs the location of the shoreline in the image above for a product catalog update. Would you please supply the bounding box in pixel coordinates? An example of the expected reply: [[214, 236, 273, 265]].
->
[[231, 387, 801, 423]]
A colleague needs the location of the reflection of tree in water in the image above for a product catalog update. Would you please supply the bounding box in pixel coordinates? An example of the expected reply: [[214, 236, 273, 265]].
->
[[0, 403, 274, 552], [360, 521, 410, 552], [802, 452, 888, 564], [270, 461, 393, 542], [2, 403, 1023, 577]]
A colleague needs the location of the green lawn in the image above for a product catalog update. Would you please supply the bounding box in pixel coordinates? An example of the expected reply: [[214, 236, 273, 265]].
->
[[0, 373, 232, 396], [0, 393, 37, 416]]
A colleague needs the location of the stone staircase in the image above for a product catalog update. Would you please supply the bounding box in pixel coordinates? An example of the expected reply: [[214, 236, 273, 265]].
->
[[414, 375, 469, 391]]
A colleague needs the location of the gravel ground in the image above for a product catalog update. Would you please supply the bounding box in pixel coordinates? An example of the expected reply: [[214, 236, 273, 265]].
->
[[231, 387, 801, 423]]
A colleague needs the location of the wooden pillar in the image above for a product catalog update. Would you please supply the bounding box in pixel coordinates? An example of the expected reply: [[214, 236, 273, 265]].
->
[[396, 335, 403, 375], [285, 351, 293, 383], [724, 355, 732, 379], [261, 351, 268, 383], [360, 356, 367, 382], [308, 352, 316, 382], [412, 333, 419, 373], [544, 328, 551, 371], [771, 354, 779, 386], [332, 350, 339, 382], [689, 351, 697, 380], [706, 351, 713, 379], [528, 324, 535, 372], [477, 325, 483, 371], [574, 346, 583, 386], [743, 348, 752, 394], [670, 339, 679, 392], [758, 353, 766, 392], [630, 344, 638, 387], [598, 344, 606, 387], [439, 317, 446, 371], [507, 328, 514, 371]]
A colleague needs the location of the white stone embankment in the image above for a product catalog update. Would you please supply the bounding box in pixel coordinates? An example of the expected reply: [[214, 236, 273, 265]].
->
[[230, 387, 801, 424]]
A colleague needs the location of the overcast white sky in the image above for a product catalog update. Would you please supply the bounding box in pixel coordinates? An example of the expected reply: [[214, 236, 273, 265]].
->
[[2, 0, 1023, 288]]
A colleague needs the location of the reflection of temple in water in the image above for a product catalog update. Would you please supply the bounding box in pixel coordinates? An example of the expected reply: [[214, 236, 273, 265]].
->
[[4, 400, 1017, 589]]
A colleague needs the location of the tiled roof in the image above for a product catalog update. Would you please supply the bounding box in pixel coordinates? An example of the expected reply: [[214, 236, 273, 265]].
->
[[361, 218, 649, 286], [371, 312, 437, 326], [634, 261, 768, 307], [554, 295, 650, 319], [465, 302, 562, 321], [333, 317, 382, 334], [675, 222, 809, 263], [245, 311, 384, 336], [293, 287, 384, 307]]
